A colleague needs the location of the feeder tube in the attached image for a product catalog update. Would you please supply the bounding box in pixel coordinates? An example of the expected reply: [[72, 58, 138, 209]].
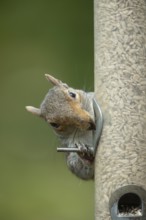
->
[[94, 0, 146, 219]]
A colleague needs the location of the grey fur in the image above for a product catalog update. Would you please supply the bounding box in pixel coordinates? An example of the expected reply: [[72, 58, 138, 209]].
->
[[26, 75, 98, 180]]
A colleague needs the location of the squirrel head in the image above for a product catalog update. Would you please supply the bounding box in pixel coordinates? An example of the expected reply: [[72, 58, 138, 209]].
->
[[26, 74, 95, 135]]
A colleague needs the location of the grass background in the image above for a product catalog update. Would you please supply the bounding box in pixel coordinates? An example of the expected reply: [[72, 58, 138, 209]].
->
[[0, 0, 94, 219]]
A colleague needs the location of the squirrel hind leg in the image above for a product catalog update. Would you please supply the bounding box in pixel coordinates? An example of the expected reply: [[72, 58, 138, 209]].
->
[[66, 152, 94, 180]]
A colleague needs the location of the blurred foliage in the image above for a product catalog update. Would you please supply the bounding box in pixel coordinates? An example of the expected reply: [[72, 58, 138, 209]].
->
[[0, 0, 94, 219]]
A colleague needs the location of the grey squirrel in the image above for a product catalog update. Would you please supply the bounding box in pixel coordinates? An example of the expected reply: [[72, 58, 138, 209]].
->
[[26, 74, 103, 180]]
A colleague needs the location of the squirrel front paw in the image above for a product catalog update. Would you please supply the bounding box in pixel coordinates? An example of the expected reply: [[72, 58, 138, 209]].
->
[[75, 142, 94, 162]]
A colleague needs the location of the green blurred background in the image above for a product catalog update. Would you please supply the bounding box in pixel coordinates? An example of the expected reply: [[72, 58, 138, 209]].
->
[[0, 0, 94, 219]]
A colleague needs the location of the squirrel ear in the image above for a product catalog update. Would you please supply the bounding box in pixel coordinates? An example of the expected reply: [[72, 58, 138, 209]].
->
[[45, 74, 62, 86], [25, 106, 41, 116], [45, 74, 69, 88]]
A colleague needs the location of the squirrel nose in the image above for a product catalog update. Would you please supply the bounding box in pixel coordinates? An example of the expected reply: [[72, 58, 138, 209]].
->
[[88, 119, 96, 130]]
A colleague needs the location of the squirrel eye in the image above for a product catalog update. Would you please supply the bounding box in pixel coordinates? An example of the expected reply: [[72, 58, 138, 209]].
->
[[69, 91, 76, 98], [50, 122, 60, 128]]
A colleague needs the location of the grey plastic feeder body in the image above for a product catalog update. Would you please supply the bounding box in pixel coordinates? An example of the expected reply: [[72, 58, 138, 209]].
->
[[110, 185, 146, 220], [94, 0, 146, 219]]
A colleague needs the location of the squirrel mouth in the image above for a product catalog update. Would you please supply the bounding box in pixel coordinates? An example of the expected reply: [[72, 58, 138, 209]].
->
[[88, 119, 96, 130]]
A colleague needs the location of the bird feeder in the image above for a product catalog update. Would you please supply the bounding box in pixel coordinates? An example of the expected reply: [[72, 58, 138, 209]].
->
[[94, 0, 146, 219]]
